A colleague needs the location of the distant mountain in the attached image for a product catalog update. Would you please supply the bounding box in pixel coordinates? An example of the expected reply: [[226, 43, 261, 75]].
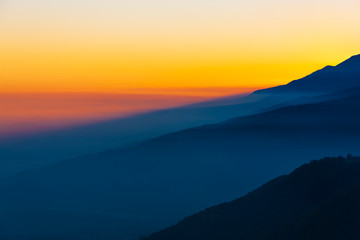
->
[[1, 89, 360, 239], [0, 93, 281, 177], [256, 54, 360, 94], [145, 156, 360, 240], [1, 54, 360, 177]]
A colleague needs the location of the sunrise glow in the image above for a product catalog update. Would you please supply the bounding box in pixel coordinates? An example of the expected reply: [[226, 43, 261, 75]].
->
[[0, 0, 359, 136]]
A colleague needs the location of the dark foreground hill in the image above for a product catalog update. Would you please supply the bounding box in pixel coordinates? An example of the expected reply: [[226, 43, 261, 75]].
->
[[265, 187, 360, 240], [1, 90, 360, 239], [145, 156, 360, 240]]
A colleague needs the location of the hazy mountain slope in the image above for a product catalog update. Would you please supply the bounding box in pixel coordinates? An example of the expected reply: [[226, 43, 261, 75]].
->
[[263, 86, 360, 111], [2, 54, 359, 177], [1, 91, 360, 239], [0, 91, 284, 177], [145, 156, 360, 240]]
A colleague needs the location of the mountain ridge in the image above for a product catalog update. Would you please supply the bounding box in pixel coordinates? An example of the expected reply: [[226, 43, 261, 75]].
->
[[1, 54, 360, 178], [1, 54, 360, 239], [145, 156, 360, 240], [2, 91, 360, 239], [255, 54, 360, 94]]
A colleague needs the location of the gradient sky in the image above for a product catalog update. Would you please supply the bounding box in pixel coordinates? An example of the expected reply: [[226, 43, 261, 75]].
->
[[0, 0, 359, 137], [1, 0, 359, 93]]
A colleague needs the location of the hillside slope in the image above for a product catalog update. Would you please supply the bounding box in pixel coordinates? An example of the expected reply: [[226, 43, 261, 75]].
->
[[2, 54, 359, 177], [1, 91, 360, 239], [264, 186, 360, 240], [145, 156, 360, 240]]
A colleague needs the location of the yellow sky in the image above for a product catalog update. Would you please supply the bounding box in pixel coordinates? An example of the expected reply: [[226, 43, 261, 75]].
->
[[0, 0, 359, 94]]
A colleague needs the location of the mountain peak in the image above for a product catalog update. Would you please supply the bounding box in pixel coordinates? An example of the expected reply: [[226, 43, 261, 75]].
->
[[254, 53, 360, 95], [337, 53, 360, 68], [348, 53, 360, 60], [322, 65, 334, 70]]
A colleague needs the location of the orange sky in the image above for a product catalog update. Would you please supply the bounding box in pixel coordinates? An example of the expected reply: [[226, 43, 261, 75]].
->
[[0, 0, 359, 137], [0, 92, 218, 138], [0, 0, 359, 95]]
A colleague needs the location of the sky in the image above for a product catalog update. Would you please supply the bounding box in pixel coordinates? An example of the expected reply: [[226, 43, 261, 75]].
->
[[0, 0, 359, 136], [1, 0, 359, 93]]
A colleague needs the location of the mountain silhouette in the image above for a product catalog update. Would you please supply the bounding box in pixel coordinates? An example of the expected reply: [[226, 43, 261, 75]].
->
[[256, 54, 360, 94], [1, 54, 360, 239], [0, 90, 285, 177], [1, 54, 359, 177], [144, 156, 360, 240], [1, 90, 360, 239]]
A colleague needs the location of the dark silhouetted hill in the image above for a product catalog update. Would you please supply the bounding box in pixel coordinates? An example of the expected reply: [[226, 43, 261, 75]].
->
[[264, 186, 360, 240], [145, 156, 360, 240]]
